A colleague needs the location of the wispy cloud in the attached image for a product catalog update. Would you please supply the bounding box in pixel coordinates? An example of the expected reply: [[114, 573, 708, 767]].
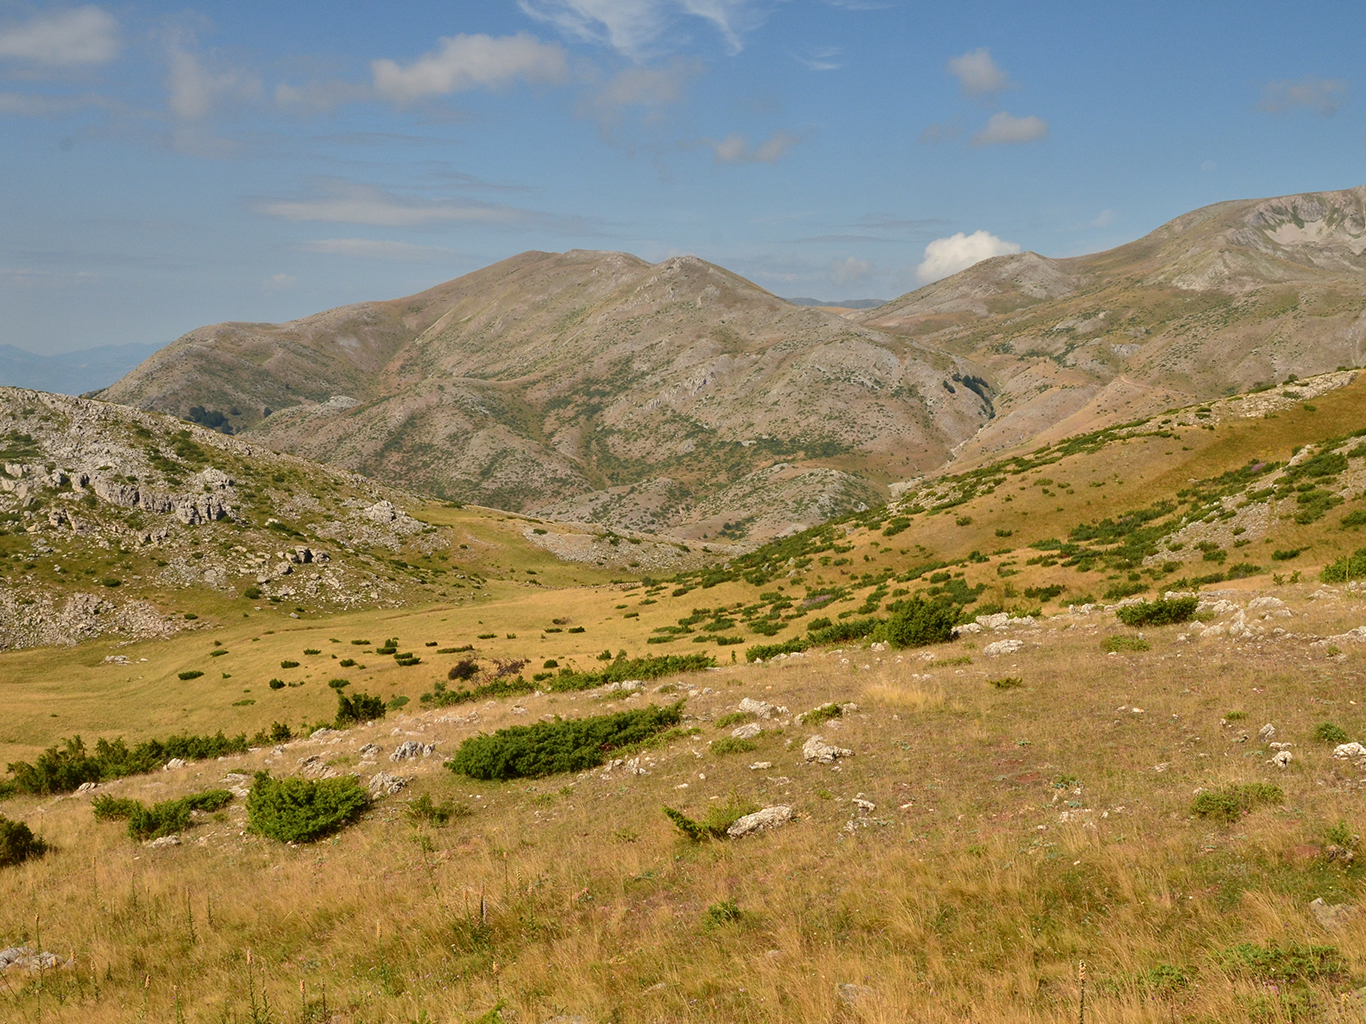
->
[[971, 111, 1048, 146], [706, 129, 802, 163], [294, 238, 464, 262], [947, 48, 1011, 97], [0, 6, 120, 67], [917, 120, 960, 144], [372, 32, 569, 104], [255, 179, 595, 233], [0, 90, 115, 115], [915, 230, 1020, 284], [1259, 76, 1348, 116], [262, 272, 297, 293], [793, 46, 842, 71], [831, 255, 874, 286], [166, 38, 262, 122], [519, 0, 769, 59]]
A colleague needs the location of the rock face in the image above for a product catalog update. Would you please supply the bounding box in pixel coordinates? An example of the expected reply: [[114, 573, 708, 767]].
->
[[0, 947, 71, 972], [802, 735, 852, 763], [730, 722, 763, 740], [726, 805, 794, 838], [390, 740, 435, 762]]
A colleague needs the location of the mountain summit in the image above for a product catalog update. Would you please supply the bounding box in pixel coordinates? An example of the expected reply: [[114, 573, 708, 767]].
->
[[100, 250, 992, 539]]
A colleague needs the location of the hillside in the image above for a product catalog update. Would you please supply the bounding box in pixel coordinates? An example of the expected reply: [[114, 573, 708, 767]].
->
[[98, 251, 992, 541], [0, 386, 727, 652], [4, 367, 1366, 1021], [860, 183, 1366, 467]]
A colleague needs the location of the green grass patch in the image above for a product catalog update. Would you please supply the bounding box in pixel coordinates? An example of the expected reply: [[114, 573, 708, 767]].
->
[[1192, 782, 1283, 823], [710, 737, 757, 756], [1103, 635, 1151, 653]]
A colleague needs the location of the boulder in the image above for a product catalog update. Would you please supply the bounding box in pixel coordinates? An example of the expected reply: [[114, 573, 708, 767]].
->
[[368, 771, 408, 797], [147, 835, 181, 848], [802, 735, 852, 763], [731, 722, 762, 740], [738, 697, 787, 719], [1309, 897, 1358, 932], [983, 639, 1025, 657], [358, 743, 381, 758], [726, 805, 794, 838], [390, 740, 435, 762]]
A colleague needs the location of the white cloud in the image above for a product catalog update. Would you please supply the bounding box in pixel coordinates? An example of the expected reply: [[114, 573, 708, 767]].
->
[[794, 47, 841, 71], [166, 42, 261, 121], [519, 0, 766, 59], [263, 273, 297, 293], [372, 33, 568, 104], [706, 129, 800, 164], [294, 238, 462, 262], [916, 230, 1021, 284], [971, 111, 1048, 146], [1259, 76, 1348, 116], [947, 48, 1010, 97], [0, 6, 119, 66], [831, 256, 874, 286], [257, 182, 530, 227]]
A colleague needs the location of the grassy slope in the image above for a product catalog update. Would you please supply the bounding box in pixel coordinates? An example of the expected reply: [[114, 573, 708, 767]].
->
[[3, 373, 1366, 1020]]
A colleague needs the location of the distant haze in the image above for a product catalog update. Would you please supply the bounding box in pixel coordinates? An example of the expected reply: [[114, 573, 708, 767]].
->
[[783, 297, 888, 310], [0, 342, 164, 396]]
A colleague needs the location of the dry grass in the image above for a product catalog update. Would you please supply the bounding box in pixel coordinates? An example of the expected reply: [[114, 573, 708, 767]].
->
[[5, 586, 1366, 1022]]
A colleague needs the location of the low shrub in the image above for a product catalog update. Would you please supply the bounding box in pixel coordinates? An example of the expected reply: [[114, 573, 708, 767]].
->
[[883, 597, 958, 648], [745, 637, 809, 662], [1321, 548, 1366, 583], [268, 679, 285, 690], [408, 794, 471, 826], [1192, 782, 1283, 823], [95, 789, 233, 841], [1215, 941, 1344, 983], [448, 702, 684, 781], [242, 587, 262, 600], [702, 900, 742, 930], [91, 795, 141, 820], [711, 737, 757, 755], [421, 676, 535, 708], [246, 772, 369, 843], [714, 712, 754, 730], [1314, 722, 1349, 744], [989, 676, 1024, 689], [328, 678, 349, 689], [448, 659, 480, 682], [280, 660, 300, 669], [1103, 636, 1150, 653], [178, 670, 203, 680], [0, 816, 46, 867], [335, 690, 386, 727], [803, 703, 843, 726], [1115, 597, 1198, 627], [808, 617, 880, 646], [663, 795, 758, 842], [548, 655, 714, 692]]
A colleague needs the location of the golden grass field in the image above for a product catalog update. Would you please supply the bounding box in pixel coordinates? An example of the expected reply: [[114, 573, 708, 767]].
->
[[5, 372, 1366, 1021]]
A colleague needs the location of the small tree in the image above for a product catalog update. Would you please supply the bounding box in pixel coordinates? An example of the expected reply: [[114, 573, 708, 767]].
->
[[335, 690, 386, 727]]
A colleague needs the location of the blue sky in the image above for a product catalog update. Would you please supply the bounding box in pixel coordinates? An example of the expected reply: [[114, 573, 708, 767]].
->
[[2, 0, 1362, 354]]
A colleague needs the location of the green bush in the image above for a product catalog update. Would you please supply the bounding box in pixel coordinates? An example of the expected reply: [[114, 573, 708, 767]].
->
[[447, 702, 684, 781], [745, 637, 809, 662], [883, 597, 958, 648], [1103, 635, 1150, 653], [1322, 548, 1366, 583], [0, 816, 46, 867], [807, 617, 880, 645], [242, 587, 261, 600], [664, 795, 759, 842], [91, 795, 141, 820], [268, 679, 285, 690], [408, 794, 471, 826], [1314, 722, 1349, 744], [335, 690, 386, 727], [246, 772, 369, 843], [1115, 597, 1198, 627], [178, 670, 204, 680], [94, 789, 233, 841], [1192, 782, 1283, 823], [1216, 941, 1344, 982], [548, 655, 714, 692], [711, 737, 757, 755], [280, 660, 299, 669], [803, 703, 843, 726], [702, 900, 742, 930], [989, 677, 1024, 689]]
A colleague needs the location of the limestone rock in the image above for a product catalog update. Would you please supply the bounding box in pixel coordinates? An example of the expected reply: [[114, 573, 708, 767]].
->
[[390, 740, 435, 762], [983, 639, 1025, 657], [1270, 750, 1293, 769], [726, 805, 794, 838], [836, 983, 874, 1006], [358, 743, 381, 758], [731, 722, 762, 740], [147, 834, 181, 848], [1257, 723, 1276, 742], [368, 771, 408, 797], [1309, 897, 1358, 931], [738, 697, 787, 719], [802, 735, 852, 763]]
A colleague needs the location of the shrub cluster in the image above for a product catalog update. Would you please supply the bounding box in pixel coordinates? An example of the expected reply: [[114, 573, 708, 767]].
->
[[335, 690, 386, 726], [663, 795, 758, 842], [1115, 596, 1199, 627], [0, 815, 47, 867], [1321, 548, 1366, 583], [4, 732, 250, 796], [92, 789, 233, 841], [1191, 782, 1283, 823], [882, 596, 958, 648], [546, 654, 715, 692], [447, 702, 684, 781], [246, 772, 370, 843]]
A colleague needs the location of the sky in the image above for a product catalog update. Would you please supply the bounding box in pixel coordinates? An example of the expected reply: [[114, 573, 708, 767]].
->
[[1, 1, 1363, 354]]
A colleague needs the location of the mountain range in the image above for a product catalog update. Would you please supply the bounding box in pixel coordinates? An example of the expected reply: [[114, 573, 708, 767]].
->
[[97, 184, 1366, 539], [0, 342, 165, 396]]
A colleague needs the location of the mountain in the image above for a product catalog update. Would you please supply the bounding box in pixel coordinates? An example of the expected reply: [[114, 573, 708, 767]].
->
[[858, 184, 1366, 464], [0, 342, 165, 396], [98, 251, 993, 540]]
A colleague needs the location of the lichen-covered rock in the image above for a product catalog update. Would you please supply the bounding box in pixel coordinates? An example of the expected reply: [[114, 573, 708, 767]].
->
[[802, 735, 852, 763], [726, 805, 794, 838]]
